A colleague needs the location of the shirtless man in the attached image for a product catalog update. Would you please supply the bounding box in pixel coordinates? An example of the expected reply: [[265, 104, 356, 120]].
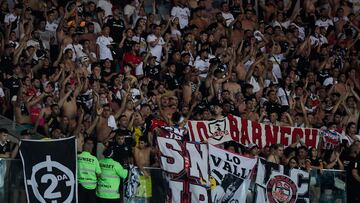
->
[[240, 9, 257, 31], [59, 72, 83, 130], [134, 136, 153, 176], [223, 72, 241, 97]]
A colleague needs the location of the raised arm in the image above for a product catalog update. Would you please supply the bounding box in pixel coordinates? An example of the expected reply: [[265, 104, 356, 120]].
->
[[245, 56, 264, 81], [114, 90, 129, 119], [86, 108, 102, 136], [58, 90, 73, 108]]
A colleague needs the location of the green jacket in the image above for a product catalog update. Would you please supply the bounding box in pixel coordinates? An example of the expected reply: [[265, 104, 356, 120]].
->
[[96, 158, 128, 199], [77, 151, 101, 190]]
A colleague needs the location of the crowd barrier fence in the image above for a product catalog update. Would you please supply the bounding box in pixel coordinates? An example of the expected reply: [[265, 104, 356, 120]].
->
[[0, 159, 347, 203]]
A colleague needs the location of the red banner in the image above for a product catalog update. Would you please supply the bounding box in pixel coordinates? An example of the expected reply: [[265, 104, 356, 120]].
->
[[187, 114, 319, 148]]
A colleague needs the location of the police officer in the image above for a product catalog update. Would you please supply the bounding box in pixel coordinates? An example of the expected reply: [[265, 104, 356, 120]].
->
[[78, 137, 101, 203], [96, 147, 128, 203]]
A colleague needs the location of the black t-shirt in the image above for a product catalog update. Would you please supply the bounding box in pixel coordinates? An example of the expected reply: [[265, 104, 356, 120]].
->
[[317, 69, 330, 85], [37, 66, 56, 78], [0, 140, 11, 155], [101, 70, 113, 80], [111, 142, 132, 166], [310, 157, 322, 167], [296, 55, 310, 77], [0, 55, 13, 76], [144, 65, 161, 80], [106, 18, 125, 43], [264, 101, 283, 115], [117, 128, 133, 147], [47, 116, 61, 133], [3, 76, 20, 97], [164, 74, 180, 90], [230, 5, 242, 18]]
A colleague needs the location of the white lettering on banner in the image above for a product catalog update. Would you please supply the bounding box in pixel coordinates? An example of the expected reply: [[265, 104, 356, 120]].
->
[[158, 137, 184, 174], [26, 155, 75, 203], [208, 144, 256, 203], [187, 114, 319, 148], [168, 180, 184, 203], [254, 158, 310, 203], [186, 143, 209, 183], [41, 174, 61, 199], [189, 184, 208, 203], [209, 145, 256, 184]]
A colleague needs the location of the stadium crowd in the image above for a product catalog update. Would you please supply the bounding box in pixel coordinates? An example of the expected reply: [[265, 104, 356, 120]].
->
[[0, 0, 360, 202]]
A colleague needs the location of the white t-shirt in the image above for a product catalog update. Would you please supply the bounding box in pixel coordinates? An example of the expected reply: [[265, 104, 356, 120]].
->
[[92, 21, 102, 34], [270, 54, 284, 79], [124, 4, 136, 19], [194, 56, 210, 78], [130, 88, 141, 102], [310, 34, 328, 46], [249, 76, 260, 93], [315, 18, 334, 30], [323, 77, 335, 86], [64, 43, 86, 61], [0, 87, 5, 98], [146, 34, 165, 62], [96, 35, 114, 60], [135, 62, 144, 77], [97, 0, 113, 17], [4, 13, 17, 24], [290, 23, 305, 40], [222, 12, 234, 27], [107, 115, 118, 130], [45, 21, 58, 32], [272, 20, 291, 29], [277, 87, 290, 106], [171, 6, 190, 29]]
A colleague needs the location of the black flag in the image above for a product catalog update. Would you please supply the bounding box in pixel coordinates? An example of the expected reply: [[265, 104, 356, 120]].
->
[[20, 137, 77, 203]]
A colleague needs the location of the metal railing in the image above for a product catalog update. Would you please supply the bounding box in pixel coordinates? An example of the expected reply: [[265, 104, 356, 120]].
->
[[0, 159, 347, 203]]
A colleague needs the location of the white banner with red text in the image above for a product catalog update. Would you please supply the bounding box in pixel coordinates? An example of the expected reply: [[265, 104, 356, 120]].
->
[[187, 114, 320, 148]]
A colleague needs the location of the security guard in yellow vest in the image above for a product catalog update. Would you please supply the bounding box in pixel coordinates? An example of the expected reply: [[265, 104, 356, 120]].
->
[[78, 137, 101, 203], [96, 147, 128, 203]]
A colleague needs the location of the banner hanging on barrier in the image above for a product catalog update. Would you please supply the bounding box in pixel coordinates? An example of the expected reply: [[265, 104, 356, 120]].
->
[[187, 114, 320, 148], [209, 144, 256, 203], [254, 158, 310, 203], [157, 136, 210, 203], [19, 137, 77, 203], [157, 137, 257, 203]]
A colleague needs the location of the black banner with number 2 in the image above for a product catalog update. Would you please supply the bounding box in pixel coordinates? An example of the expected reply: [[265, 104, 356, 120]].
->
[[20, 137, 77, 203]]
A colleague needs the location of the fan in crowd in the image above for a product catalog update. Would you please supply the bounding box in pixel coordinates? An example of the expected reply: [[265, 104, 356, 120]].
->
[[1, 0, 360, 202]]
